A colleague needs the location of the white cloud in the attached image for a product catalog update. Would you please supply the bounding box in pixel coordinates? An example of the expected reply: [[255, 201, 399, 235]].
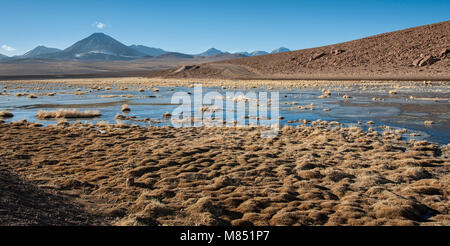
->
[[95, 22, 106, 29], [2, 45, 16, 52]]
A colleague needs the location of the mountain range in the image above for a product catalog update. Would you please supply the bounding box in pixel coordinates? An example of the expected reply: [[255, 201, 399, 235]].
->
[[129, 45, 167, 57], [197, 48, 228, 57], [0, 33, 290, 61], [0, 53, 8, 61], [19, 46, 62, 59]]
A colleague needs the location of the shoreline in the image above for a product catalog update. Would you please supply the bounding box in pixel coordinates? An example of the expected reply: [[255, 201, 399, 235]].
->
[[2, 77, 450, 89], [1, 74, 450, 82]]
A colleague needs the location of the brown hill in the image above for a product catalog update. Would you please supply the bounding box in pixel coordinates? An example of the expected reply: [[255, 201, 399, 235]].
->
[[151, 21, 450, 80]]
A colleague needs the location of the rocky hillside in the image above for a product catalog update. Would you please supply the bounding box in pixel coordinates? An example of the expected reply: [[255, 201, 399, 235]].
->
[[152, 21, 450, 80]]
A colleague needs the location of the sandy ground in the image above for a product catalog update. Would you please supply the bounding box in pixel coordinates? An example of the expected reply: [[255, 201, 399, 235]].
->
[[0, 54, 246, 80], [0, 120, 448, 226]]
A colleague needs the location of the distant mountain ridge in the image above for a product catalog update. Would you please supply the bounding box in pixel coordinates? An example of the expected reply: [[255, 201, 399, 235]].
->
[[19, 46, 61, 59], [156, 52, 194, 59], [129, 45, 167, 57], [197, 48, 228, 57], [236, 50, 276, 57], [1, 33, 290, 61], [53, 33, 146, 60], [271, 47, 290, 54]]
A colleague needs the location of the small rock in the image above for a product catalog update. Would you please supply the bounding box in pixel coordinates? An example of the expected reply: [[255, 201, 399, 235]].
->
[[439, 48, 449, 57], [332, 49, 345, 55], [310, 52, 326, 61], [418, 55, 439, 67], [412, 57, 423, 67]]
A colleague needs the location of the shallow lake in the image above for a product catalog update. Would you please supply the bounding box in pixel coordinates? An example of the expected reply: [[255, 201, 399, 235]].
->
[[0, 82, 449, 144]]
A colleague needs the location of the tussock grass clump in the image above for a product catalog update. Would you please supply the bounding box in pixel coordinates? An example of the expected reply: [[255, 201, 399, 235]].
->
[[0, 110, 14, 118], [36, 109, 102, 119], [184, 197, 223, 226], [122, 104, 131, 113], [372, 198, 427, 221], [162, 112, 172, 119], [319, 90, 331, 98], [95, 121, 111, 127], [57, 119, 70, 127], [404, 167, 432, 180], [115, 120, 130, 128]]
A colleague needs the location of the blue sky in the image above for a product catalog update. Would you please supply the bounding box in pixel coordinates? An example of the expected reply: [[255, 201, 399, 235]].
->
[[0, 0, 449, 56]]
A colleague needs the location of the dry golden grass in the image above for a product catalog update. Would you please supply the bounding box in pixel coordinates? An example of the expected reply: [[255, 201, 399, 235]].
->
[[0, 122, 448, 226], [36, 109, 102, 119], [162, 112, 172, 119], [121, 104, 131, 113], [0, 110, 14, 118], [114, 120, 131, 128], [4, 77, 449, 92], [56, 119, 70, 127]]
